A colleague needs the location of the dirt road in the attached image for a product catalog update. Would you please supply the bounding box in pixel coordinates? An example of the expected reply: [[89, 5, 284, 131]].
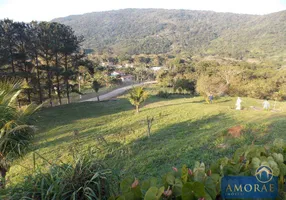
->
[[81, 81, 157, 102]]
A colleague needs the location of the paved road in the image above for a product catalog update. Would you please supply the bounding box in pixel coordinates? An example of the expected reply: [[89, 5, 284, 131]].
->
[[81, 81, 157, 102]]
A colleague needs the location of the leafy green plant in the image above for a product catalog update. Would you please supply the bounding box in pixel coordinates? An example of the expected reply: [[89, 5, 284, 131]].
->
[[110, 163, 220, 200], [128, 87, 148, 113], [6, 156, 118, 200], [110, 140, 286, 200], [0, 80, 39, 187], [146, 116, 154, 138], [211, 140, 286, 199], [196, 75, 226, 102], [156, 91, 170, 99]]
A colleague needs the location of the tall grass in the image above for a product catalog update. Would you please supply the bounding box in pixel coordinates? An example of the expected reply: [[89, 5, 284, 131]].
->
[[5, 156, 118, 200], [0, 79, 39, 187]]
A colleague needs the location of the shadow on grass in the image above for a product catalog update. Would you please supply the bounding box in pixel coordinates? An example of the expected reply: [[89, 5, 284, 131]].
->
[[104, 113, 240, 178], [191, 100, 206, 103], [104, 112, 286, 179], [33, 98, 132, 130], [215, 99, 232, 103], [33, 95, 198, 138], [33, 118, 143, 151], [30, 103, 286, 180]]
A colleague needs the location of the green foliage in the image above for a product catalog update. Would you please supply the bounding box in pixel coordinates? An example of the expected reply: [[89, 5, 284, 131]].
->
[[111, 162, 218, 199], [0, 80, 39, 184], [92, 80, 102, 101], [110, 140, 286, 200], [5, 88, 286, 196], [54, 9, 286, 60], [0, 19, 86, 106], [144, 186, 164, 200], [6, 139, 286, 199], [196, 75, 226, 99], [128, 87, 148, 112], [156, 91, 170, 99], [173, 79, 195, 95], [6, 156, 117, 200]]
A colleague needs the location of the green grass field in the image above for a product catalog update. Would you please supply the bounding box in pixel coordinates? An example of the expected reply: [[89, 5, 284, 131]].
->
[[8, 86, 286, 185]]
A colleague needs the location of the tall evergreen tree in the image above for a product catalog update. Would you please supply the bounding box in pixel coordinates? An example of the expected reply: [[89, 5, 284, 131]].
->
[[0, 19, 18, 74], [60, 25, 83, 104], [0, 19, 86, 106]]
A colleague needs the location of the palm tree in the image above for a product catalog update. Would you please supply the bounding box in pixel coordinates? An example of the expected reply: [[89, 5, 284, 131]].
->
[[0, 80, 39, 187], [128, 87, 148, 113]]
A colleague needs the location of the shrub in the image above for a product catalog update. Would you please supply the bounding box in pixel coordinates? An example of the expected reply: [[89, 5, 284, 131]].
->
[[156, 91, 170, 98], [0, 80, 39, 187], [173, 79, 196, 95], [110, 140, 286, 200], [4, 140, 286, 199], [6, 156, 118, 200]]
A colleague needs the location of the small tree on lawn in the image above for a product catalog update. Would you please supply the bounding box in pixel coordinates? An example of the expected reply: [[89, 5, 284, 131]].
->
[[92, 80, 101, 101], [128, 87, 148, 113], [196, 75, 227, 103]]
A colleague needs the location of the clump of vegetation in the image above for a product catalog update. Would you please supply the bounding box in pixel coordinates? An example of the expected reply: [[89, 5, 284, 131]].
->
[[146, 116, 154, 138], [156, 91, 170, 98], [109, 140, 286, 199], [196, 75, 227, 102], [173, 79, 196, 95], [5, 139, 286, 199], [92, 80, 102, 101], [128, 87, 148, 113], [5, 156, 117, 200], [0, 80, 39, 187]]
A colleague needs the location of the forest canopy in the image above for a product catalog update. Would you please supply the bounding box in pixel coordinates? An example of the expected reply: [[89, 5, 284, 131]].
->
[[53, 8, 286, 61]]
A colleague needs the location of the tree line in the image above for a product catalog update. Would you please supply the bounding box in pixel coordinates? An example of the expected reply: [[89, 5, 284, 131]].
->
[[159, 58, 286, 101], [0, 19, 88, 106]]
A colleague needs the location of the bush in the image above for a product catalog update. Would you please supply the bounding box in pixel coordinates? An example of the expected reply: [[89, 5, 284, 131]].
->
[[5, 156, 118, 200], [156, 91, 170, 98], [110, 140, 286, 200], [0, 80, 39, 187], [4, 140, 286, 199], [196, 75, 227, 100], [173, 79, 196, 95]]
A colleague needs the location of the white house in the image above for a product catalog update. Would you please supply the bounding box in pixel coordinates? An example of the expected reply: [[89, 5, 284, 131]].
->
[[151, 66, 164, 71], [121, 75, 134, 82], [111, 71, 125, 77]]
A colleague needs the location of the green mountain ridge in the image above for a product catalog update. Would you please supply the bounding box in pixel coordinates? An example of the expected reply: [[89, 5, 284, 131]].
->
[[53, 8, 286, 60]]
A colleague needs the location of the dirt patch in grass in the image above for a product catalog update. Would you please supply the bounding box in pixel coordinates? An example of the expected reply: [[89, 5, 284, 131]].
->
[[228, 125, 243, 138]]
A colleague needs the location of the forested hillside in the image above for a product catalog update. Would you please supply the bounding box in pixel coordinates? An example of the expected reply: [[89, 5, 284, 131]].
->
[[53, 9, 286, 60]]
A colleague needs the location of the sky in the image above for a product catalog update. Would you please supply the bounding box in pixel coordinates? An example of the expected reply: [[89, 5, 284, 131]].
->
[[0, 0, 286, 22]]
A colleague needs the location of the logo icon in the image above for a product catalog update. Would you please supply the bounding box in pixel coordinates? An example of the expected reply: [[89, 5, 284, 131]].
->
[[255, 166, 273, 183]]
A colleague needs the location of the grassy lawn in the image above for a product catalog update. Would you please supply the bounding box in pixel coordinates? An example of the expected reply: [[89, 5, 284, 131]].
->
[[8, 85, 286, 185]]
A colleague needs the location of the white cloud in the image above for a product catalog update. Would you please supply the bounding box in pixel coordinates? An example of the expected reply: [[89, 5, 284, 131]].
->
[[0, 0, 285, 22]]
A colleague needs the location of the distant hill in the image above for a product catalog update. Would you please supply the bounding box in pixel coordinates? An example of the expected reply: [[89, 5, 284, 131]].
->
[[53, 9, 286, 60]]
